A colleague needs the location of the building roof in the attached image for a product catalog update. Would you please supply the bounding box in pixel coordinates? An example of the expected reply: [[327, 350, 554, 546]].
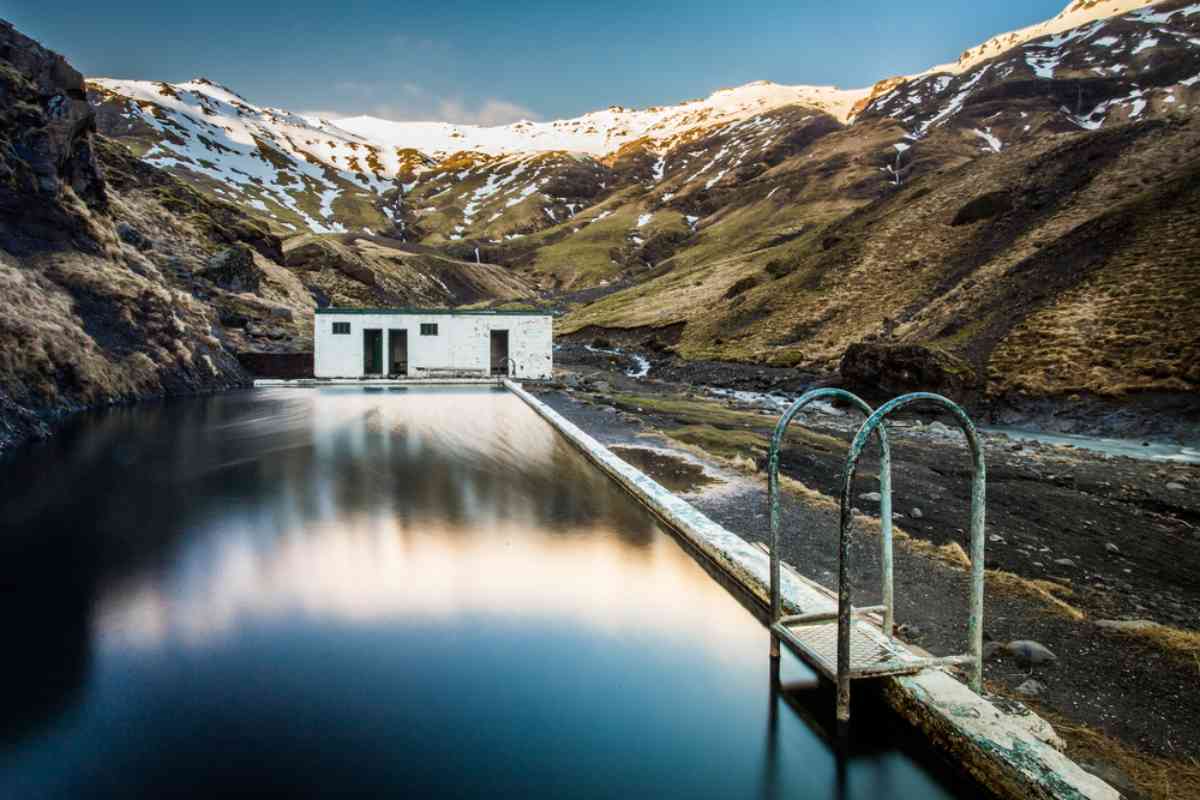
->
[[314, 307, 551, 316]]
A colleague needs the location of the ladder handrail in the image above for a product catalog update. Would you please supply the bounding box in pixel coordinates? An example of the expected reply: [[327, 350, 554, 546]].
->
[[767, 389, 894, 644], [839, 392, 986, 721]]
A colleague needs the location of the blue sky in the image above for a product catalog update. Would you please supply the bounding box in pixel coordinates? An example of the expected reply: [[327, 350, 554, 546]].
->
[[6, 0, 1072, 123]]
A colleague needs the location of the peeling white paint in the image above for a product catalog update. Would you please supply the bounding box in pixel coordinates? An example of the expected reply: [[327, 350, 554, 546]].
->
[[507, 382, 1119, 800], [315, 312, 552, 379]]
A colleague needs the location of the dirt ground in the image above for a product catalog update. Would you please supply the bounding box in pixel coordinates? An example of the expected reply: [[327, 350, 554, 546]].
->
[[538, 348, 1200, 800]]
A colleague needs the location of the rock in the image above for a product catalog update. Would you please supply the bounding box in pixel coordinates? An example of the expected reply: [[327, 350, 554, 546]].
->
[[1052, 557, 1076, 568], [0, 19, 108, 252], [910, 507, 924, 519], [927, 421, 954, 436], [199, 243, 265, 293], [723, 275, 760, 299], [1015, 679, 1046, 697], [1080, 762, 1142, 799], [1166, 482, 1186, 491], [1095, 619, 1162, 632], [1105, 542, 1120, 555], [281, 235, 377, 286], [116, 221, 151, 250], [1003, 640, 1057, 666], [950, 190, 1012, 226], [839, 342, 977, 398], [859, 491, 882, 503]]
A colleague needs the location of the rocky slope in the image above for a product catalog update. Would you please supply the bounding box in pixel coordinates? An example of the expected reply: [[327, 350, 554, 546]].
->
[[0, 22, 536, 450], [35, 0, 1200, 421], [552, 0, 1200, 414]]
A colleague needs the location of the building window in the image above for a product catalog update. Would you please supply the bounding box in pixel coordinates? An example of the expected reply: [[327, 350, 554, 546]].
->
[[420, 323, 438, 336], [332, 322, 350, 335]]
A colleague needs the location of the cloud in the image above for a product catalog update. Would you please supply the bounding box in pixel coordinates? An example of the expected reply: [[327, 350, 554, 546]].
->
[[433, 98, 539, 126], [298, 75, 540, 127], [296, 109, 343, 122], [331, 92, 539, 127]]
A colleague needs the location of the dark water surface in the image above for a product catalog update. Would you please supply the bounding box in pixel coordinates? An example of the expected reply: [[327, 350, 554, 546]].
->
[[0, 387, 970, 798]]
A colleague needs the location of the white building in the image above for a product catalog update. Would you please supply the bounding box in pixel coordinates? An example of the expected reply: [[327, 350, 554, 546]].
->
[[313, 309, 553, 380]]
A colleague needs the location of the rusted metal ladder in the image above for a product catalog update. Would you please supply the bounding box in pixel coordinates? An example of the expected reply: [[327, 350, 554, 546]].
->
[[767, 389, 986, 727]]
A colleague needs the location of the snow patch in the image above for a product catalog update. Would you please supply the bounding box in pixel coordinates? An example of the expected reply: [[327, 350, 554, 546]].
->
[[972, 128, 1003, 153], [1132, 36, 1159, 54]]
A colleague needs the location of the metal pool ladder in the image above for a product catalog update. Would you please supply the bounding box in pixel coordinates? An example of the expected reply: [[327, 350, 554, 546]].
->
[[767, 390, 986, 727]]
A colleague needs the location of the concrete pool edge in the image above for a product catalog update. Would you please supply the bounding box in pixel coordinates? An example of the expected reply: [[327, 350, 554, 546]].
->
[[504, 380, 1117, 800]]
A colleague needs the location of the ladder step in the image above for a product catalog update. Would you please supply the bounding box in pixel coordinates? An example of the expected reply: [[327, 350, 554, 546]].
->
[[771, 619, 921, 682], [778, 605, 887, 627]]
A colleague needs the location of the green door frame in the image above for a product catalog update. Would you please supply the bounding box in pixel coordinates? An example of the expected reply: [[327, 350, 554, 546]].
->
[[363, 329, 383, 375], [388, 329, 407, 376]]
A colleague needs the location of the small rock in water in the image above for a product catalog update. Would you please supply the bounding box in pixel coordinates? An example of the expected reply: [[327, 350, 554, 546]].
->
[[859, 491, 882, 503], [927, 421, 954, 436], [1015, 679, 1046, 697], [1004, 640, 1057, 666], [1052, 558, 1076, 568], [1165, 482, 1186, 491], [1105, 542, 1120, 555], [910, 507, 924, 519]]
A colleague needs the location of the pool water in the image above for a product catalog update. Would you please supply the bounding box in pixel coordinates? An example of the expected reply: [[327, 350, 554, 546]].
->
[[0, 387, 971, 798]]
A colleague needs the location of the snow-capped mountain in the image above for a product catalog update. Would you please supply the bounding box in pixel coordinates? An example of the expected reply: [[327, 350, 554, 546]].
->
[[89, 0, 1197, 242], [332, 82, 868, 158], [861, 0, 1200, 150], [89, 77, 401, 234]]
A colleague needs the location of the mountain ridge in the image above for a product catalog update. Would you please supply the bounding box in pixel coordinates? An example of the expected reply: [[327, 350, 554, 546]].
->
[[13, 0, 1200, 416], [84, 0, 1196, 242]]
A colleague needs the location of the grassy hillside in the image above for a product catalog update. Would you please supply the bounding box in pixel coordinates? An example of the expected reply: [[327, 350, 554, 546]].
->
[[560, 115, 1200, 400]]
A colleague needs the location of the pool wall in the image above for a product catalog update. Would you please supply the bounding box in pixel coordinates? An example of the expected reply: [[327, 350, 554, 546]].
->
[[504, 379, 1117, 800]]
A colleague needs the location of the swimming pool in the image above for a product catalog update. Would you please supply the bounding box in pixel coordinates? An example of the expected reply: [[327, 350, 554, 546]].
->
[[0, 387, 973, 798]]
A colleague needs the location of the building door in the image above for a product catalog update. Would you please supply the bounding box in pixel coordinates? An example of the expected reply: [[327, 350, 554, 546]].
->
[[363, 329, 383, 375], [490, 330, 510, 376], [388, 329, 407, 376]]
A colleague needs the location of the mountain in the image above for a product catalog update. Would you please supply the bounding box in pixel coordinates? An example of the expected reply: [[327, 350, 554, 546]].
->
[[920, 0, 1170, 76], [3, 0, 1198, 446], [88, 77, 404, 235], [87, 0, 1200, 252], [332, 81, 869, 155], [0, 21, 536, 449]]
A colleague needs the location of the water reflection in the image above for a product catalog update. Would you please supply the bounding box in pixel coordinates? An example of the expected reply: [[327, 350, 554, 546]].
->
[[0, 388, 965, 798]]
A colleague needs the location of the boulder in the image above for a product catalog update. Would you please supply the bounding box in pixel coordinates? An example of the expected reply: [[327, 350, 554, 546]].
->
[[1095, 619, 1162, 633], [0, 20, 105, 206], [840, 342, 977, 398], [116, 221, 151, 250], [950, 190, 1012, 226], [199, 244, 266, 293], [282, 235, 377, 287], [1003, 640, 1057, 666]]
